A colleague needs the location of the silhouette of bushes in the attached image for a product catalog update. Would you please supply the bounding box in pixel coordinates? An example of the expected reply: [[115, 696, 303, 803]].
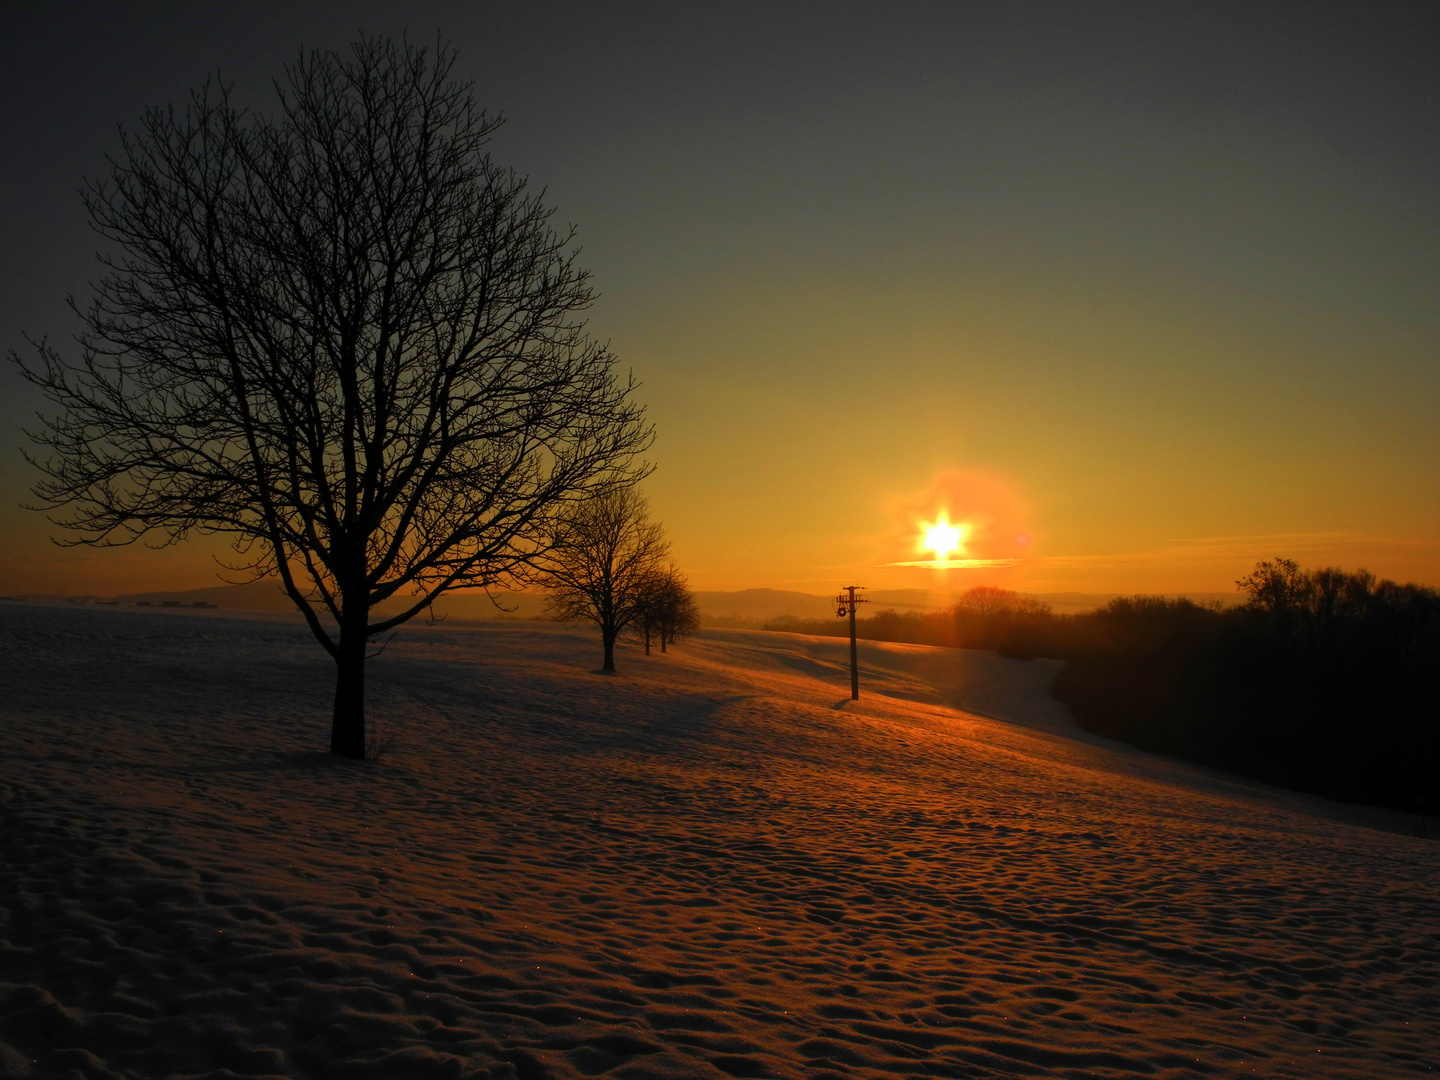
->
[[763, 587, 1057, 654], [1048, 596, 1227, 756], [1057, 565, 1440, 814], [764, 569, 1440, 814]]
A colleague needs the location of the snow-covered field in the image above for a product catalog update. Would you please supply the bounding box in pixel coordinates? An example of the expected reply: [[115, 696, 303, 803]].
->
[[1, 603, 1436, 1079]]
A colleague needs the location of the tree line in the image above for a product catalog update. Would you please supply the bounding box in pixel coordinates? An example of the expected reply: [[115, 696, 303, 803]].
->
[[766, 565, 1440, 815], [541, 486, 699, 671], [764, 586, 1056, 655]]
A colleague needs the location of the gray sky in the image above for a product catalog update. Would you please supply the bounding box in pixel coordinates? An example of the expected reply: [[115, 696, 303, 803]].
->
[[4, 1, 1437, 593]]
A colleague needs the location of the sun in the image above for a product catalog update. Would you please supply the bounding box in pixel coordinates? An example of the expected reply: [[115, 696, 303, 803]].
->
[[920, 513, 964, 562]]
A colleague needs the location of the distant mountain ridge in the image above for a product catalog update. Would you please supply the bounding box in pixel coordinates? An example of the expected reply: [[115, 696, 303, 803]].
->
[[110, 580, 294, 611]]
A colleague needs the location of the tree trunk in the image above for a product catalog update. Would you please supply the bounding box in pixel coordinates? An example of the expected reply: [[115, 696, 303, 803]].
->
[[331, 594, 368, 758], [660, 629, 668, 653], [644, 622, 651, 655], [602, 625, 617, 672]]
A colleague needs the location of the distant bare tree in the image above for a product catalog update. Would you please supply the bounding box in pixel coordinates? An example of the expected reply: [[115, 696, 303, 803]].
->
[[635, 571, 664, 656], [955, 586, 1051, 619], [651, 566, 700, 652], [633, 564, 698, 655], [12, 36, 651, 757], [543, 488, 668, 671]]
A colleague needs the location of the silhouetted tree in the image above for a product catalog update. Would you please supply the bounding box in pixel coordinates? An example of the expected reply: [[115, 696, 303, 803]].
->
[[1236, 558, 1311, 616], [949, 587, 1054, 654], [543, 488, 668, 671], [650, 566, 700, 652], [635, 573, 662, 656], [954, 586, 1050, 619], [632, 567, 685, 656], [12, 36, 652, 757]]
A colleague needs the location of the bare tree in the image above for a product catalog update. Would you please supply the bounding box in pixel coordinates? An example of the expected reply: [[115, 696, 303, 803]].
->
[[543, 487, 668, 671], [12, 36, 652, 757], [632, 564, 696, 655], [954, 586, 1050, 619], [651, 566, 700, 652], [635, 570, 664, 656]]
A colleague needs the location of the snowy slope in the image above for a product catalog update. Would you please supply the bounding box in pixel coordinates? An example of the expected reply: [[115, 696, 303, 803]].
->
[[1, 604, 1436, 1079]]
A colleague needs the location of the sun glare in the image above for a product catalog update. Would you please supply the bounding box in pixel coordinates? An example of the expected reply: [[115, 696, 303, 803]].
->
[[921, 514, 964, 562]]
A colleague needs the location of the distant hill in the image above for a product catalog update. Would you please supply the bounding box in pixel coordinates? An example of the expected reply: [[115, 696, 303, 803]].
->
[[692, 588, 1241, 627], [103, 580, 552, 620], [692, 589, 836, 626], [0, 594, 106, 606], [694, 588, 977, 627], [110, 580, 295, 611], [9, 580, 1240, 624], [429, 591, 551, 620]]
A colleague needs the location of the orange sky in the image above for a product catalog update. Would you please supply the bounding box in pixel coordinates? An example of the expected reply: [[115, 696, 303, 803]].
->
[[2, 5, 1437, 599], [624, 259, 1439, 595]]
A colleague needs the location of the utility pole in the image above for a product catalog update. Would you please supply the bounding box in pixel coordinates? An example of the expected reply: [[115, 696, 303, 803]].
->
[[835, 585, 868, 700]]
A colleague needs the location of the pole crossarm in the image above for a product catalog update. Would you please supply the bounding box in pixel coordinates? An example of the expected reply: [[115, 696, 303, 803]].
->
[[835, 584, 868, 616]]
